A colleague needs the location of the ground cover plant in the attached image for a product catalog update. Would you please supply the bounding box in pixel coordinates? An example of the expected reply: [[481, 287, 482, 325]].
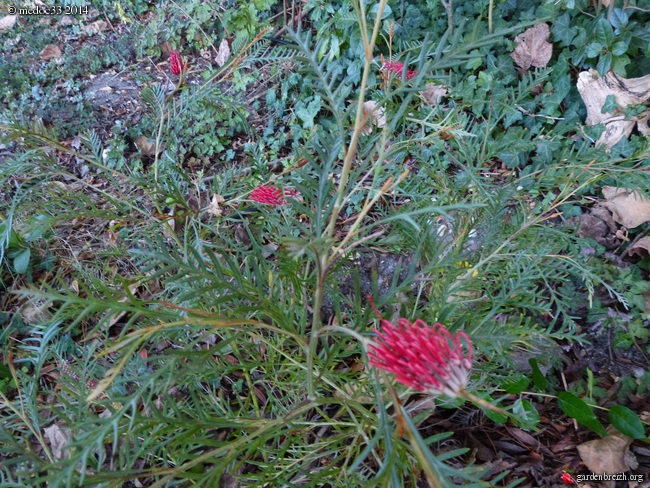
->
[[1, 0, 650, 486]]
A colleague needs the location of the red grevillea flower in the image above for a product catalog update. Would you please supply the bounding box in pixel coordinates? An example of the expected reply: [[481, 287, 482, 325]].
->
[[367, 302, 472, 398], [170, 50, 183, 75], [249, 185, 300, 206], [561, 472, 576, 485], [382, 60, 417, 80]]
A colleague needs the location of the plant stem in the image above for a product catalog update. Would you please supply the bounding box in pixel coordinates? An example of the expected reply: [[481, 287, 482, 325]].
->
[[307, 0, 388, 400]]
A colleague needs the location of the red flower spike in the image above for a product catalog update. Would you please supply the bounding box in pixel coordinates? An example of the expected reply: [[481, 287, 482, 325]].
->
[[170, 50, 183, 75], [561, 472, 575, 485], [382, 60, 417, 80], [367, 296, 472, 398], [249, 185, 300, 206]]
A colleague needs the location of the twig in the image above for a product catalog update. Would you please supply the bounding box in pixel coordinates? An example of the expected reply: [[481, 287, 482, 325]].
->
[[440, 0, 454, 34], [517, 105, 565, 121]]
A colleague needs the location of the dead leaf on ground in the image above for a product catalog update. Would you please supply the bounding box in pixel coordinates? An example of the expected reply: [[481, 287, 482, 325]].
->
[[577, 430, 636, 474], [422, 83, 448, 107], [215, 38, 231, 67], [0, 14, 17, 32], [44, 424, 69, 460], [628, 237, 650, 257], [361, 101, 386, 135], [207, 194, 225, 217], [511, 23, 553, 71], [59, 15, 78, 27], [40, 44, 62, 61], [577, 69, 650, 149], [601, 186, 650, 229], [84, 20, 108, 35], [134, 135, 158, 157]]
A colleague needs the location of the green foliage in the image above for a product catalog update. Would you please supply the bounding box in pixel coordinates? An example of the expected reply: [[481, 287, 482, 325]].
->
[[2, 0, 650, 486], [558, 391, 608, 437]]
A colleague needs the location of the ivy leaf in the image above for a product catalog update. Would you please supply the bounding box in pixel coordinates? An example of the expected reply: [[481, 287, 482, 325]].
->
[[13, 248, 31, 274], [609, 405, 646, 439], [611, 54, 630, 77], [551, 13, 577, 47], [585, 42, 604, 58], [558, 392, 608, 437], [601, 94, 619, 114], [609, 8, 628, 31], [611, 41, 628, 56], [593, 17, 614, 46], [295, 96, 322, 129], [597, 52, 613, 76]]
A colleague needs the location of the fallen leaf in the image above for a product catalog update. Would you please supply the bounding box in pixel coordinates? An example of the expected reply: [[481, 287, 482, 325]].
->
[[40, 44, 62, 61], [577, 430, 635, 474], [628, 236, 650, 257], [361, 101, 386, 135], [601, 186, 650, 229], [511, 23, 553, 71], [207, 194, 225, 216], [577, 69, 650, 149], [59, 15, 78, 27], [44, 424, 69, 460], [422, 83, 448, 107], [160, 41, 172, 57], [84, 20, 108, 35], [215, 38, 230, 67], [0, 14, 17, 32], [134, 135, 157, 157]]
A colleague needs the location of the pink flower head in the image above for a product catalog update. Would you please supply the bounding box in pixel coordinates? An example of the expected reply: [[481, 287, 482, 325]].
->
[[382, 60, 417, 80], [170, 50, 184, 75], [249, 185, 300, 206], [561, 472, 576, 485], [367, 298, 472, 398]]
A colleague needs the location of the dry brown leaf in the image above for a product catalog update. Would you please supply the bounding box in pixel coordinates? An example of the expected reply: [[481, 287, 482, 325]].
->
[[44, 424, 69, 460], [40, 44, 62, 61], [361, 101, 386, 135], [422, 83, 448, 107], [601, 186, 650, 229], [0, 14, 17, 32], [84, 20, 108, 35], [577, 69, 650, 149], [207, 194, 225, 217], [135, 135, 157, 157], [577, 431, 635, 474], [59, 15, 78, 27], [215, 38, 231, 67], [511, 23, 552, 71], [628, 236, 650, 257]]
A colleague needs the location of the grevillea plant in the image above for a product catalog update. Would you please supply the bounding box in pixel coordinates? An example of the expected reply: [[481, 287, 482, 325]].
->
[[2, 0, 642, 486]]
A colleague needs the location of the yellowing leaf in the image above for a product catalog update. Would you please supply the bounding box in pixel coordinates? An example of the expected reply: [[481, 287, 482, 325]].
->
[[601, 186, 650, 229]]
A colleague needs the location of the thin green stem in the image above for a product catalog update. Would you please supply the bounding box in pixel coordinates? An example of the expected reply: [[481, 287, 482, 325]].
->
[[307, 0, 388, 401]]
